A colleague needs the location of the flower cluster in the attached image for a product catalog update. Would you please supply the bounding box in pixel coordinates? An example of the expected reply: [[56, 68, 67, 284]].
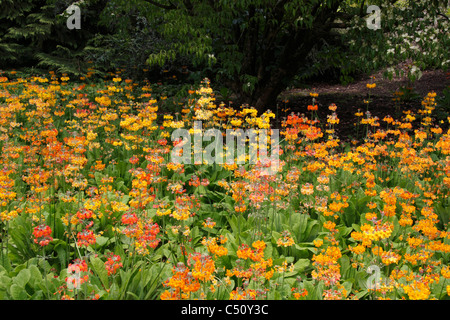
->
[[32, 224, 53, 247]]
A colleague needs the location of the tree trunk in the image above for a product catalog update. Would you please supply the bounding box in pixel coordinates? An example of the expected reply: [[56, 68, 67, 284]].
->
[[237, 33, 317, 114], [253, 69, 288, 113], [222, 2, 343, 114]]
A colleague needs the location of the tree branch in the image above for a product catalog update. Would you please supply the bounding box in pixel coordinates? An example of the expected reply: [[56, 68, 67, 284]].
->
[[437, 13, 450, 20], [359, 0, 366, 17], [329, 22, 349, 28], [142, 0, 176, 10]]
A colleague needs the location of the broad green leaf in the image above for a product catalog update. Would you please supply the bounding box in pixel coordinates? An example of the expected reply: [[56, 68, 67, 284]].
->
[[293, 258, 310, 273], [96, 236, 109, 246], [10, 283, 28, 300], [13, 268, 31, 288], [28, 265, 42, 287], [90, 256, 109, 289]]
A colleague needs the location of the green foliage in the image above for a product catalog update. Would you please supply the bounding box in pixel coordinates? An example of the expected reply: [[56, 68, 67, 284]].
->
[[0, 0, 108, 75], [0, 0, 48, 66], [343, 1, 449, 82], [84, 2, 165, 79], [35, 45, 87, 76], [119, 0, 448, 109], [2, 0, 448, 109]]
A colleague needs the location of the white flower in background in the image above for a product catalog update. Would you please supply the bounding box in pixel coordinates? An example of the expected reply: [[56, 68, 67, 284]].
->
[[409, 65, 422, 80]]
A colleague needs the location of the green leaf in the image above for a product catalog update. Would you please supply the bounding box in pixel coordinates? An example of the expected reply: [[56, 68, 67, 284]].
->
[[10, 283, 28, 300], [94, 171, 104, 186], [342, 281, 353, 298], [339, 255, 351, 278], [90, 256, 109, 289], [293, 244, 316, 254], [96, 236, 109, 246], [30, 290, 44, 300], [28, 265, 42, 287], [54, 242, 67, 269], [338, 226, 353, 238], [271, 230, 281, 243], [293, 258, 310, 273], [126, 291, 140, 300], [13, 268, 31, 288], [355, 289, 368, 299]]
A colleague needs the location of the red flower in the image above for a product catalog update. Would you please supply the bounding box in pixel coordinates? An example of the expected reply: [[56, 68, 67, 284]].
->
[[121, 211, 138, 225], [77, 208, 94, 220], [104, 253, 123, 276], [66, 259, 89, 289], [68, 258, 88, 273], [139, 222, 161, 249], [32, 224, 53, 246], [77, 229, 96, 247], [129, 155, 139, 164], [157, 139, 167, 146]]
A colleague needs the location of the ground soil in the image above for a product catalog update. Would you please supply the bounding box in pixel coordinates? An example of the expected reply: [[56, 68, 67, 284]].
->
[[276, 68, 450, 142]]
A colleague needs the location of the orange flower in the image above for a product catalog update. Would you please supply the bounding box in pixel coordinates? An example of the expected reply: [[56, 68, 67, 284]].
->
[[323, 220, 336, 232], [188, 253, 215, 282], [237, 244, 253, 260], [277, 230, 295, 247], [293, 288, 308, 299], [76, 208, 94, 220], [77, 229, 96, 247], [403, 280, 430, 300], [66, 259, 89, 289], [313, 239, 323, 247], [441, 266, 450, 279], [121, 211, 138, 225], [32, 224, 53, 246], [230, 288, 257, 300], [104, 253, 123, 276], [161, 262, 201, 299], [202, 217, 216, 229]]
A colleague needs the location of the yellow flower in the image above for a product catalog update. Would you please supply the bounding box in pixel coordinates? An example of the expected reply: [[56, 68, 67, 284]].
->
[[313, 239, 323, 247], [441, 266, 450, 279], [0, 210, 18, 222], [95, 95, 111, 107], [403, 281, 430, 300], [323, 220, 336, 231], [277, 231, 295, 247], [300, 183, 314, 195]]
